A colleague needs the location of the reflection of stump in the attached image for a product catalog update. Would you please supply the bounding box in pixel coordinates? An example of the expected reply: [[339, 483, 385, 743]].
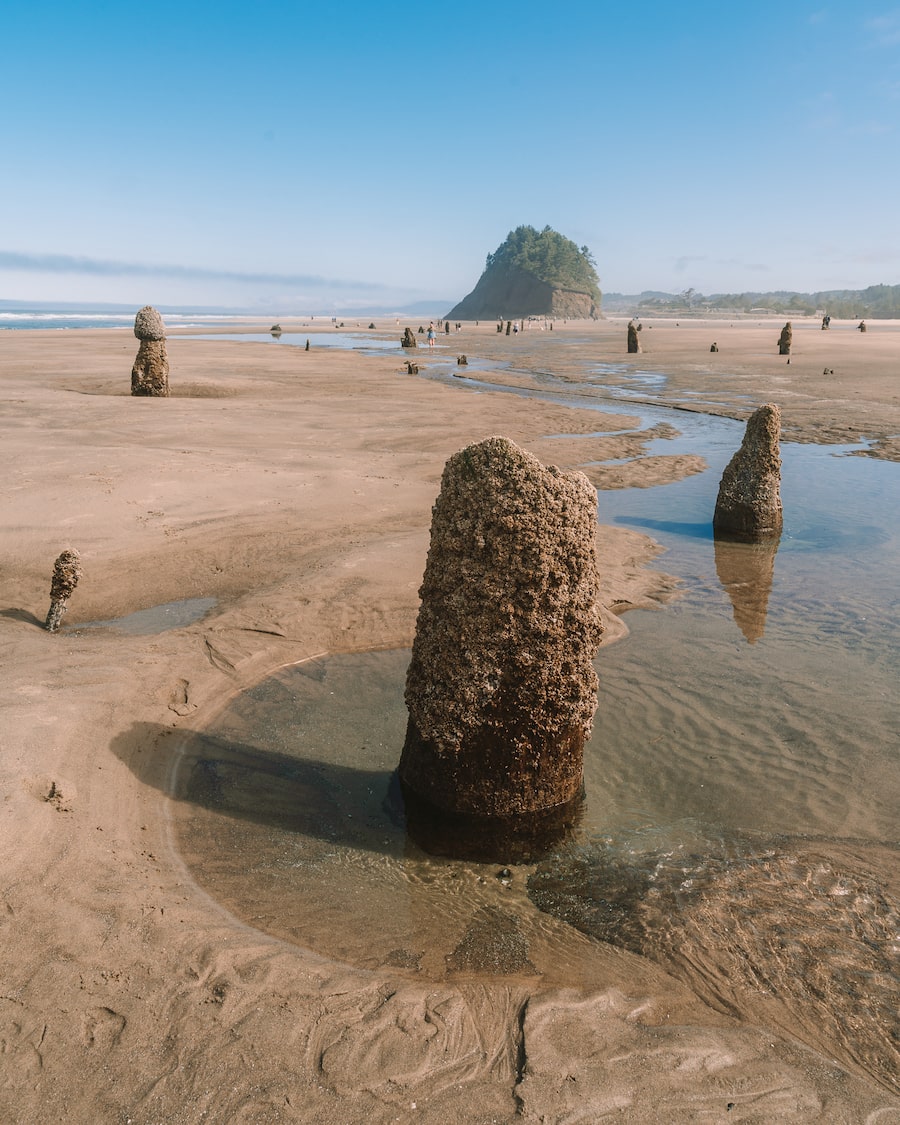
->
[[131, 306, 169, 396], [627, 321, 641, 353], [45, 549, 83, 632], [401, 327, 417, 348], [714, 536, 780, 643], [399, 437, 603, 855], [777, 322, 792, 355], [713, 404, 783, 541]]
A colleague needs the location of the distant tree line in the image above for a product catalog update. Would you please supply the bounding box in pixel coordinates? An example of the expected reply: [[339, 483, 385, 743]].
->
[[486, 225, 602, 304], [633, 283, 900, 318]]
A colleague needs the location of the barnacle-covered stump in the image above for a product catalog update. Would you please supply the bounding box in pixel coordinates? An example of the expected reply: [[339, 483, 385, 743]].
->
[[398, 436, 603, 859], [713, 403, 783, 541], [45, 548, 83, 632], [131, 305, 170, 397]]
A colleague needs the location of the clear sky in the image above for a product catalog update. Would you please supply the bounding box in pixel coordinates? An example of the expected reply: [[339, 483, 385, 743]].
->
[[2, 1, 899, 311]]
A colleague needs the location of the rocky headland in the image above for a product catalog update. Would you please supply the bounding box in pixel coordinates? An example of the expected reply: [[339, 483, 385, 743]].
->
[[446, 224, 602, 321]]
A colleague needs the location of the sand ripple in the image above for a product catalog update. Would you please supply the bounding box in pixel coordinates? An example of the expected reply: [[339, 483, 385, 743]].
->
[[528, 835, 900, 1094]]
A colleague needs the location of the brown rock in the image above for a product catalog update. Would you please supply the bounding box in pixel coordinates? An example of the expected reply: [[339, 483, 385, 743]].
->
[[399, 436, 603, 842], [713, 404, 783, 541], [446, 266, 599, 321]]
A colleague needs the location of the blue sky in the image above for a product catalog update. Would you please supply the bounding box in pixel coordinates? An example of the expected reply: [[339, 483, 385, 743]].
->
[[2, 1, 899, 310]]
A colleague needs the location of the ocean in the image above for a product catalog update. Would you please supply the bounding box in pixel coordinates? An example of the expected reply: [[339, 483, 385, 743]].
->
[[0, 305, 283, 331]]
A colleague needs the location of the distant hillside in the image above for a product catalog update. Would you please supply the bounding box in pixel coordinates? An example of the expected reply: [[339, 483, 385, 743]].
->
[[605, 284, 900, 318], [447, 226, 602, 320]]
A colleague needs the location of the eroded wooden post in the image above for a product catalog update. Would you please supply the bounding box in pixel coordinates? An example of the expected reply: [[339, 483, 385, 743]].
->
[[45, 549, 83, 632], [399, 436, 603, 858]]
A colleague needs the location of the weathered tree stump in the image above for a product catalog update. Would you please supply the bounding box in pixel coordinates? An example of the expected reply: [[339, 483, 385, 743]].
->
[[401, 327, 417, 348], [777, 322, 792, 355], [399, 436, 603, 859], [627, 320, 641, 353], [131, 306, 170, 397], [45, 549, 83, 632], [713, 404, 783, 541]]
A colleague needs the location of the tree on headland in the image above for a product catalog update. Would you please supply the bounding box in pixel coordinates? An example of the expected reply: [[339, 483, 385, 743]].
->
[[485, 225, 602, 304]]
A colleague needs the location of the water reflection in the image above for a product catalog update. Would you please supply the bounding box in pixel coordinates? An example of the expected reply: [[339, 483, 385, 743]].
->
[[713, 533, 780, 643]]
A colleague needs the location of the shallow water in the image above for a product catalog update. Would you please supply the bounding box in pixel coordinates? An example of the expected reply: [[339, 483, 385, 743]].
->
[[182, 331, 405, 354], [72, 597, 217, 635], [171, 388, 899, 1092]]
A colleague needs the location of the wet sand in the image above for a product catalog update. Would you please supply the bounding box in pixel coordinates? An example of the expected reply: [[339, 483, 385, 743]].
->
[[1, 319, 898, 1123]]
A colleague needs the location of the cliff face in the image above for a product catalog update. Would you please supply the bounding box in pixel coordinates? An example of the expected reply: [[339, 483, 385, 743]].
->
[[446, 265, 599, 321]]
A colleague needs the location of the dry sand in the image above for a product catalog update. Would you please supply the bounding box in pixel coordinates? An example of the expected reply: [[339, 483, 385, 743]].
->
[[1, 318, 897, 1123]]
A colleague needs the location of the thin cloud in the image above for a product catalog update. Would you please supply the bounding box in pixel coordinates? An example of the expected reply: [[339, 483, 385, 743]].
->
[[865, 11, 900, 46], [673, 255, 707, 273], [0, 251, 385, 292]]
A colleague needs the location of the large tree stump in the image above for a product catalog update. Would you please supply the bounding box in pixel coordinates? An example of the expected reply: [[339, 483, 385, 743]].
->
[[399, 436, 603, 858], [131, 306, 169, 396]]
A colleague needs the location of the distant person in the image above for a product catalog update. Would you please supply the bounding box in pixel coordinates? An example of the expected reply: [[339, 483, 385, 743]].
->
[[427, 322, 436, 348]]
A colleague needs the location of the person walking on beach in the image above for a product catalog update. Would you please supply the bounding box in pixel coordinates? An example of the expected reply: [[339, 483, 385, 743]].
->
[[427, 322, 436, 348]]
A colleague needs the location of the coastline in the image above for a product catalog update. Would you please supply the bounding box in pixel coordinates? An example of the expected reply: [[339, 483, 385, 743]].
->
[[0, 322, 897, 1122]]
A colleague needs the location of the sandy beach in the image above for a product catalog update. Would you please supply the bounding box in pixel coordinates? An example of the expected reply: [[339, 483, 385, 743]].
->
[[1, 318, 898, 1123]]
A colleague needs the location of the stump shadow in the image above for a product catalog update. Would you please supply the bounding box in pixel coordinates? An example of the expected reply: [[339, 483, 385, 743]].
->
[[109, 720, 405, 858]]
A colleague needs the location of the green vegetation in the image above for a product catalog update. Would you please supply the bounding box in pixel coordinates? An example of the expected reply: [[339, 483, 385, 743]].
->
[[624, 284, 900, 318], [485, 225, 602, 304]]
